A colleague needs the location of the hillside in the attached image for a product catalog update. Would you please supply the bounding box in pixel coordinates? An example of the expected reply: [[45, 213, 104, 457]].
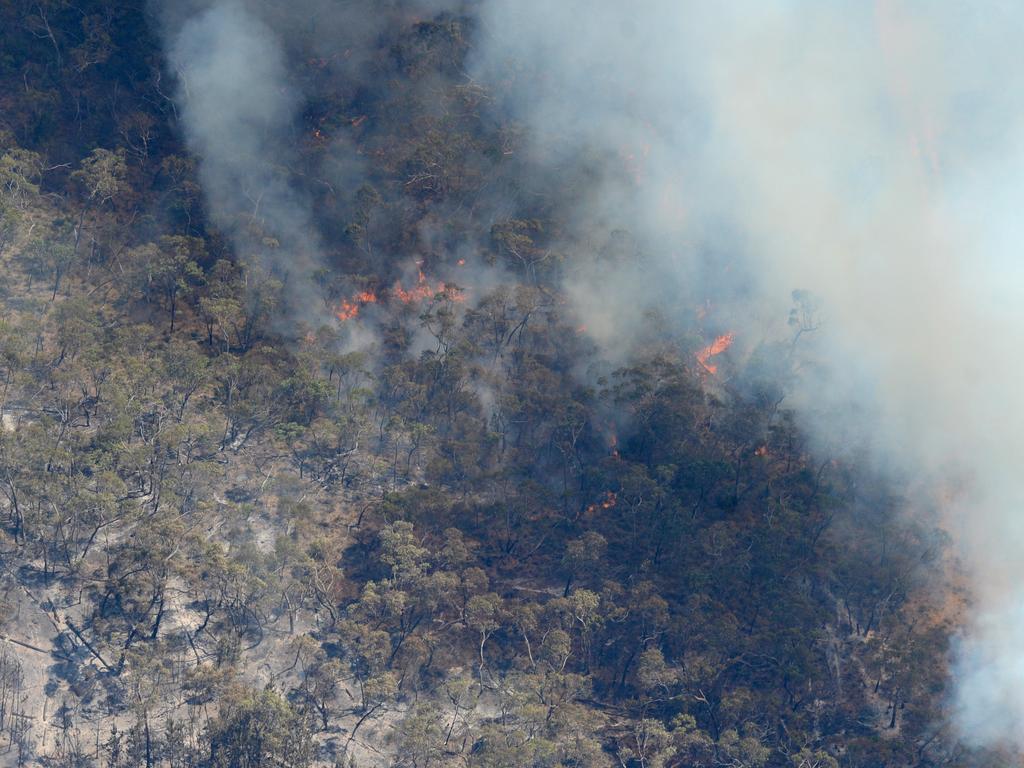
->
[[0, 2, 987, 767]]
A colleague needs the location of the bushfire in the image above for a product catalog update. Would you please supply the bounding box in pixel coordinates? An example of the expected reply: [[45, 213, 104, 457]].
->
[[393, 269, 447, 304], [335, 269, 464, 323], [334, 290, 377, 322], [586, 491, 618, 516], [696, 332, 735, 375]]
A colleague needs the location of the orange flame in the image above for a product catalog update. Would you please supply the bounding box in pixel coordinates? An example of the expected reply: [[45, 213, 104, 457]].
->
[[586, 491, 618, 516], [335, 265, 464, 324], [393, 270, 435, 304], [393, 270, 464, 305], [696, 332, 735, 375], [335, 290, 377, 322]]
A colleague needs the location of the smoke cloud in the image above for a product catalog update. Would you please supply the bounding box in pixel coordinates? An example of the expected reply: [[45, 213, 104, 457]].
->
[[152, 0, 1024, 748], [154, 0, 480, 333], [156, 0, 327, 327], [465, 0, 1024, 749]]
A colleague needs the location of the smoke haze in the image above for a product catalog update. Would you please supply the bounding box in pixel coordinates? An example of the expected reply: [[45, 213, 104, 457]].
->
[[154, 0, 1024, 748], [157, 0, 331, 325], [468, 0, 1024, 747]]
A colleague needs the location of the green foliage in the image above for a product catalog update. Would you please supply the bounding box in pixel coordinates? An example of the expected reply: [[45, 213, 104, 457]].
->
[[207, 687, 314, 768], [72, 147, 127, 206], [0, 147, 42, 210], [0, 4, 968, 767]]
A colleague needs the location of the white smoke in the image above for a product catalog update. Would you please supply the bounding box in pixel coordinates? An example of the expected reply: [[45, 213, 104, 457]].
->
[[160, 0, 328, 327], [155, 0, 476, 332], [152, 0, 1024, 745], [467, 0, 1024, 749]]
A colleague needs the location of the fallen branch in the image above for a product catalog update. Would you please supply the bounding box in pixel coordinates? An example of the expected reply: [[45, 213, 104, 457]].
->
[[0, 633, 69, 660]]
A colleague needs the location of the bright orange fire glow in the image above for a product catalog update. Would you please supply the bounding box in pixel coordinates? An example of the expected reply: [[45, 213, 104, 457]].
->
[[336, 268, 464, 323], [393, 270, 464, 305], [696, 332, 735, 375], [586, 491, 618, 516], [393, 270, 436, 304], [335, 290, 377, 322]]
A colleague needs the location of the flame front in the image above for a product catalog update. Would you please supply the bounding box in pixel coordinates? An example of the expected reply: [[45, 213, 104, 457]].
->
[[393, 270, 464, 305], [393, 270, 438, 304], [335, 290, 377, 322], [335, 267, 464, 324], [696, 332, 735, 375]]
